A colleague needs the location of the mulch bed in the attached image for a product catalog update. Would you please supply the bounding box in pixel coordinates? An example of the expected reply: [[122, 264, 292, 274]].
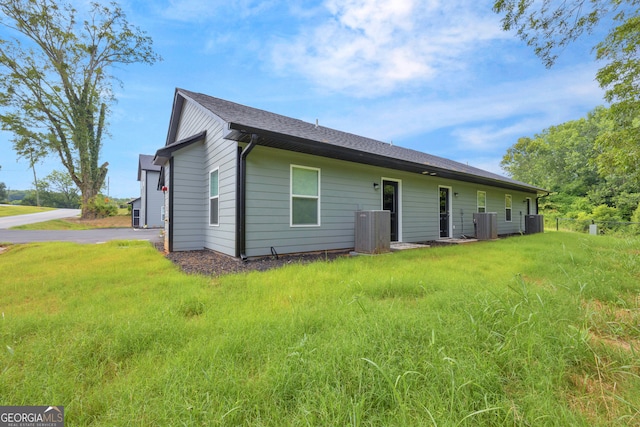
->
[[159, 243, 350, 277]]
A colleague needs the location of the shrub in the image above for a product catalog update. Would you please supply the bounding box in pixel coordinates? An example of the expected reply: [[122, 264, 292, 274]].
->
[[83, 195, 118, 219], [631, 204, 640, 235], [590, 205, 624, 233]]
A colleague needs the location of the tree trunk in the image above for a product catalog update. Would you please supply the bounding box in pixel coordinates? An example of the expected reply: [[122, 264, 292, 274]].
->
[[79, 160, 109, 219], [31, 162, 40, 207], [80, 186, 98, 220]]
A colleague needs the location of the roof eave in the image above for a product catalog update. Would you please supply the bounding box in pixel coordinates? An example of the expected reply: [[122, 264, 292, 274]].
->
[[153, 130, 207, 165], [226, 123, 546, 194]]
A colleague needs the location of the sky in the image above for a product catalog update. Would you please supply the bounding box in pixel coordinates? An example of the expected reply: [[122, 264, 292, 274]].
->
[[0, 0, 607, 199]]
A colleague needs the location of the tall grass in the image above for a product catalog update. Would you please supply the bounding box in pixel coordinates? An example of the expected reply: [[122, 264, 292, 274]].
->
[[0, 234, 638, 425]]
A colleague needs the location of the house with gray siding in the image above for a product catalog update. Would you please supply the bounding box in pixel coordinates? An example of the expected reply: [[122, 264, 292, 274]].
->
[[153, 88, 546, 257], [128, 197, 141, 228], [134, 154, 164, 228]]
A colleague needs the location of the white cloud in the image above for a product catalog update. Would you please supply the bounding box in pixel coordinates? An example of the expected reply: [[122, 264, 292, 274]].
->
[[449, 116, 559, 153], [270, 0, 508, 96], [321, 63, 604, 142], [295, 62, 604, 176], [460, 156, 505, 176]]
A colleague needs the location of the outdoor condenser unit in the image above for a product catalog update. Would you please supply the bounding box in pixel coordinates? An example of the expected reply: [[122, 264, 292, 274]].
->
[[525, 214, 544, 234], [473, 212, 498, 240], [354, 210, 391, 254]]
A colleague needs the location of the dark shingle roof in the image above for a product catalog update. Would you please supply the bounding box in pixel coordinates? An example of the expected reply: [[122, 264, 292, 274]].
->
[[176, 89, 546, 194], [138, 154, 161, 181]]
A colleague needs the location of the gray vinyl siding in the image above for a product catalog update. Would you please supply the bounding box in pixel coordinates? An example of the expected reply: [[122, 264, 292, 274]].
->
[[441, 183, 536, 237], [170, 98, 238, 256], [139, 174, 146, 223], [402, 178, 437, 242], [244, 146, 539, 256], [143, 170, 164, 228], [245, 147, 381, 257], [169, 100, 208, 251], [171, 143, 206, 250], [130, 198, 141, 210], [203, 127, 237, 257]]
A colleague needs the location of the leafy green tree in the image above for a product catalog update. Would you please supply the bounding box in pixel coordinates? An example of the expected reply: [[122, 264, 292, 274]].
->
[[493, 0, 640, 180], [0, 181, 7, 202], [502, 106, 640, 220], [40, 170, 80, 208], [501, 107, 608, 195], [0, 164, 4, 203], [631, 203, 640, 234], [0, 0, 160, 218], [19, 190, 38, 206]]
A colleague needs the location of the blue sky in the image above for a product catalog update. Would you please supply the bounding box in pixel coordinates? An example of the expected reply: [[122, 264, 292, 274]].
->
[[0, 0, 606, 198]]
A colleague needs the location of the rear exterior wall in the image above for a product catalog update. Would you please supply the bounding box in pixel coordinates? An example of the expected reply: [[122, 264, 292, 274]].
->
[[243, 146, 537, 257], [142, 170, 164, 228]]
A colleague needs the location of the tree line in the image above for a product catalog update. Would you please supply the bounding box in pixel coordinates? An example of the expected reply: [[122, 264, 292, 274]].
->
[[501, 105, 640, 226], [0, 169, 80, 208], [493, 0, 640, 229]]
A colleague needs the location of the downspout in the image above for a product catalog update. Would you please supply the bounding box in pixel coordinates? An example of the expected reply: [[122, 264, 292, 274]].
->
[[143, 172, 148, 227], [168, 157, 174, 252], [236, 134, 258, 260], [535, 191, 552, 214]]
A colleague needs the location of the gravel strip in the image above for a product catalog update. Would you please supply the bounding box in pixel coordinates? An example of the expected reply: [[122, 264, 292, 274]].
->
[[160, 244, 350, 277]]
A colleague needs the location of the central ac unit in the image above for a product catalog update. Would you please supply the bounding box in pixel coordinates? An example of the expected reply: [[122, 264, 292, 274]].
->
[[473, 212, 498, 240], [354, 210, 391, 254]]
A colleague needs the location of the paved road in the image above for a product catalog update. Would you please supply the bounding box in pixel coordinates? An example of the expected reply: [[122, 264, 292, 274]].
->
[[0, 228, 162, 244], [0, 207, 82, 229], [0, 207, 162, 244]]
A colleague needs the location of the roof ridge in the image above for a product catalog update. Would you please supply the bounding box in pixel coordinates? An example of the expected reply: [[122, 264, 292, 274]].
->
[[174, 88, 546, 193]]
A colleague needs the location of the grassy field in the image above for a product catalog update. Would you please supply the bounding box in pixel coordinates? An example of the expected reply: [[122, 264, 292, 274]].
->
[[0, 233, 638, 425], [0, 205, 54, 217]]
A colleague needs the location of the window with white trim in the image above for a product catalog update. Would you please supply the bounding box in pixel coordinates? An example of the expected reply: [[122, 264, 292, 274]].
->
[[291, 165, 320, 226], [209, 168, 219, 226], [505, 194, 512, 222], [477, 191, 486, 213]]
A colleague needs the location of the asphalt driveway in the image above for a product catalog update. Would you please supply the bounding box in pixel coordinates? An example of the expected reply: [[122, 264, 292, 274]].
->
[[0, 228, 162, 244], [0, 207, 162, 244]]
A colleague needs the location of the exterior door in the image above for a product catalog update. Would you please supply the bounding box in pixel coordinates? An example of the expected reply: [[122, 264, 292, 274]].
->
[[382, 180, 399, 241], [439, 187, 450, 238], [132, 209, 140, 228]]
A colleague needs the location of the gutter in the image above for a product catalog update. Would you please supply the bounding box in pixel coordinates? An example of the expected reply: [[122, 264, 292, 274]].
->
[[236, 134, 258, 259], [225, 123, 547, 195], [535, 191, 553, 214]]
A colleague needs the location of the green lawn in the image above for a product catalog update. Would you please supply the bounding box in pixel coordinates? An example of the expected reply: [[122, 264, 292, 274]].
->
[[0, 205, 54, 217], [0, 233, 638, 426]]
